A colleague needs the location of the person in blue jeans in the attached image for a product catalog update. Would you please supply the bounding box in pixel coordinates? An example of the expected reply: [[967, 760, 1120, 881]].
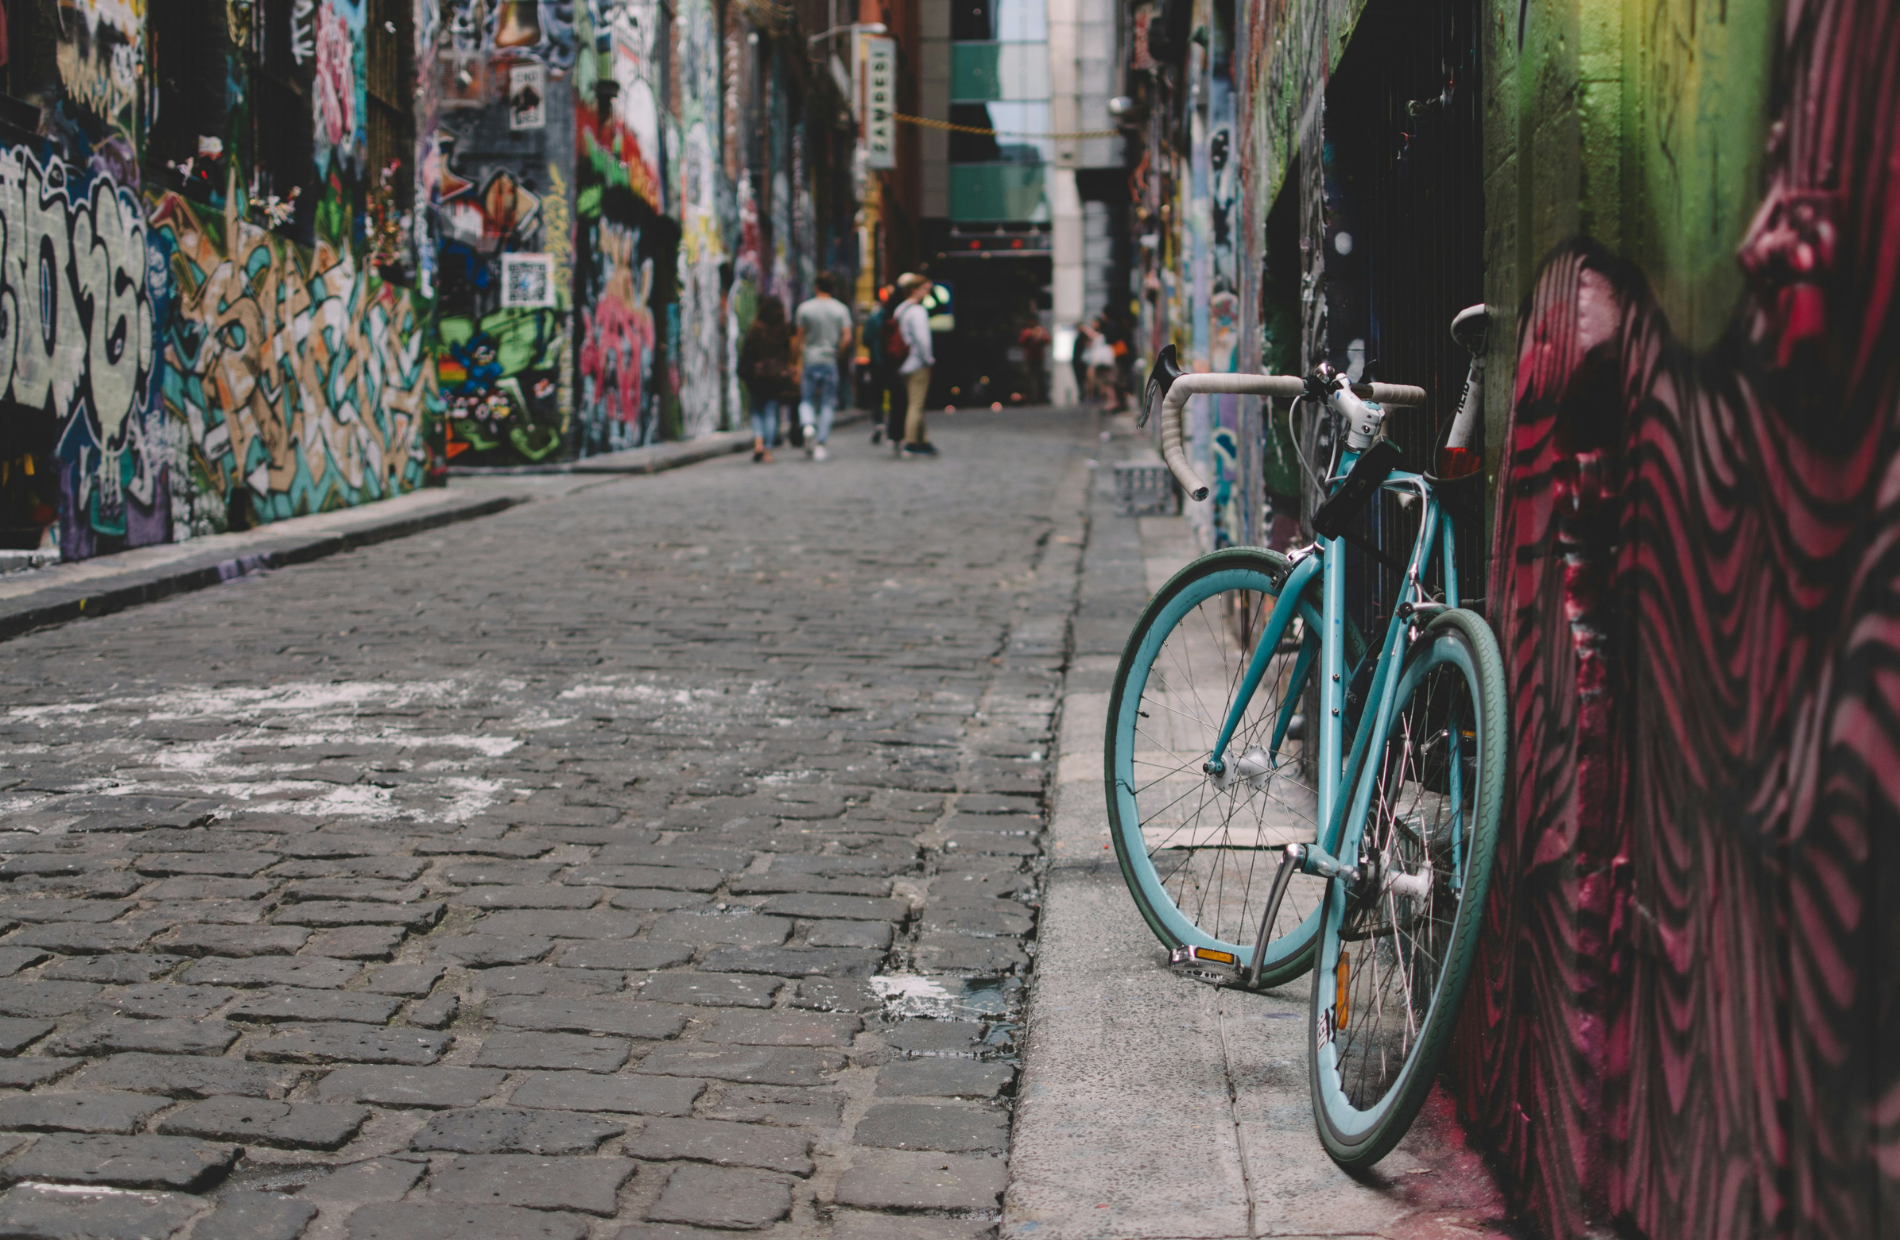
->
[[792, 273, 855, 461], [739, 296, 794, 463]]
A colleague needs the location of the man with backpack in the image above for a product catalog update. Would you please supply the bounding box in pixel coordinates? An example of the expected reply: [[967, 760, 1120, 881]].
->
[[889, 273, 937, 458]]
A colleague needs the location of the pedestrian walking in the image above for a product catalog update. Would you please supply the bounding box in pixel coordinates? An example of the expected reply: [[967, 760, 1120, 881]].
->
[[739, 296, 795, 463], [792, 273, 854, 461], [1085, 316, 1119, 404], [893, 273, 938, 457], [1070, 320, 1095, 402], [863, 285, 906, 446]]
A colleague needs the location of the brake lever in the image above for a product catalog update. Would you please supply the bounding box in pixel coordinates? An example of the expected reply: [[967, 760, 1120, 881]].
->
[[1140, 344, 1186, 429]]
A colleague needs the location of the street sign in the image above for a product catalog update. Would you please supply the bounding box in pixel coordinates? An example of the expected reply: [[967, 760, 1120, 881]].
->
[[863, 37, 896, 169]]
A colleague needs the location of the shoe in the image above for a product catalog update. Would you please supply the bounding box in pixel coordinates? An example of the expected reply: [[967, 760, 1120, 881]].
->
[[751, 435, 764, 462], [871, 426, 884, 445], [760, 450, 773, 463], [813, 444, 829, 461], [804, 442, 815, 459], [902, 442, 936, 458]]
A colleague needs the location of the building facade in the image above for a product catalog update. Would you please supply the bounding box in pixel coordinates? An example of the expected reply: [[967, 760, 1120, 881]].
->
[[0, 0, 871, 560], [1123, 0, 1900, 1235]]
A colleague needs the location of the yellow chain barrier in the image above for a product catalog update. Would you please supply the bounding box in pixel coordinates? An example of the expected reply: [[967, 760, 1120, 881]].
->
[[888, 112, 1122, 140]]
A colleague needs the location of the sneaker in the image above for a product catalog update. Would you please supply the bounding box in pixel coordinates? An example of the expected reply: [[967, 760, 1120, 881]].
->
[[813, 444, 829, 461], [905, 442, 939, 457], [871, 426, 884, 445]]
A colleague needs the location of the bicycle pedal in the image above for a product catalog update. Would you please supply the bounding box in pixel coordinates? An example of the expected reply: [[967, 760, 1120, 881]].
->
[[1168, 945, 1243, 985]]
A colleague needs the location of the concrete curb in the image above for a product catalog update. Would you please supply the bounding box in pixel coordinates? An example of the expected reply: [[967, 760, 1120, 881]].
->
[[448, 430, 754, 477], [447, 413, 876, 477], [0, 493, 518, 643]]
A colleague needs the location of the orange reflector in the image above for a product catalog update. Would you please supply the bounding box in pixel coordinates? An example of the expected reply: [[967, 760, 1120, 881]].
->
[[1195, 948, 1236, 965], [1335, 951, 1351, 1030]]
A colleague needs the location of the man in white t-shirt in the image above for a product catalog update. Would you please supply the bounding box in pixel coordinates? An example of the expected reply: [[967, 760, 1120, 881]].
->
[[894, 273, 937, 458], [792, 273, 854, 461]]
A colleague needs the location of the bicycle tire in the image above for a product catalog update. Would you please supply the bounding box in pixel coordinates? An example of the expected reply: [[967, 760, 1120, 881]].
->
[[1105, 547, 1362, 989], [1307, 607, 1505, 1168]]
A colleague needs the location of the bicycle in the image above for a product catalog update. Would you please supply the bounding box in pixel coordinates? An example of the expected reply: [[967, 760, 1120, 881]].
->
[[1103, 307, 1505, 1169]]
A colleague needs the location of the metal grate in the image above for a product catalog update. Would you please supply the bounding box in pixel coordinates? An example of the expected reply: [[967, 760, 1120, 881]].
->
[[1114, 461, 1184, 517]]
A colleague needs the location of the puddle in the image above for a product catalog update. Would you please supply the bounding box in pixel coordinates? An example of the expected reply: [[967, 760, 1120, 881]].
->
[[870, 974, 1024, 1023]]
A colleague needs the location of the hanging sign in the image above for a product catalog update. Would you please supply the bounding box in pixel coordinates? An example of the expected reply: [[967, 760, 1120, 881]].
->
[[863, 37, 896, 169]]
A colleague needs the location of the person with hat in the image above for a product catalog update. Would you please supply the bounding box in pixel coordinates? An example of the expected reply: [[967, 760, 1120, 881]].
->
[[892, 273, 938, 458]]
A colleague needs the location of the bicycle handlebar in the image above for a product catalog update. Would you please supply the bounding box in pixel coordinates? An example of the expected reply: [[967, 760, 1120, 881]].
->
[[1154, 372, 1427, 502]]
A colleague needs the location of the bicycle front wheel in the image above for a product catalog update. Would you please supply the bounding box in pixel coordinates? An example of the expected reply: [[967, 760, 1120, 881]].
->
[[1105, 547, 1354, 989], [1309, 607, 1505, 1169]]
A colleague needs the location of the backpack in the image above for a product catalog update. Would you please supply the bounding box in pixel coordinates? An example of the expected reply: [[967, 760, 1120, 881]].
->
[[881, 304, 911, 366]]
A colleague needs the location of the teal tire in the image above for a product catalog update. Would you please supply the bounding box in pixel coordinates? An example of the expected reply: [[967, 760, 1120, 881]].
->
[[1105, 548, 1360, 989], [1308, 607, 1506, 1168]]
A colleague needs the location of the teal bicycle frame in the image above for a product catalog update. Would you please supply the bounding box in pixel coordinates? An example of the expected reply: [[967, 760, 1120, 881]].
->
[[1146, 364, 1464, 974], [1200, 463, 1461, 882]]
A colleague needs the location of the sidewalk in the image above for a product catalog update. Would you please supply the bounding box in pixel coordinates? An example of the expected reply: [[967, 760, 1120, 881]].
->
[[1004, 415, 1512, 1239], [0, 427, 807, 642]]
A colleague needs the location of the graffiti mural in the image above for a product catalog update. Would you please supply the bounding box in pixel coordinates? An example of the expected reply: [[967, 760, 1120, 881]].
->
[[150, 193, 431, 532], [0, 149, 166, 556], [312, 0, 364, 175], [55, 0, 143, 131], [430, 7, 577, 466], [575, 215, 658, 451], [577, 0, 665, 215], [674, 0, 728, 436], [1460, 0, 1900, 1235]]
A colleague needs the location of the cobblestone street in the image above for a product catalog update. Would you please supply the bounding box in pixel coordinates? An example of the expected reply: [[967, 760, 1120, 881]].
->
[[0, 411, 1093, 1240]]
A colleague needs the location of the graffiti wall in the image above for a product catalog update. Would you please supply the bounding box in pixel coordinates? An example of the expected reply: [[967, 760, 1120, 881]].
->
[[570, 0, 673, 451], [1459, 0, 1900, 1234], [1124, 0, 1900, 1229], [0, 0, 437, 558], [0, 149, 167, 556], [674, 0, 729, 438], [431, 0, 578, 466], [0, 0, 843, 540], [151, 194, 430, 532]]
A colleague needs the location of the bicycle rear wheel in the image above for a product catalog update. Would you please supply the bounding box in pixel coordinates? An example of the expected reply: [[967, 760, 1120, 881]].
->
[[1105, 548, 1358, 989], [1308, 608, 1504, 1168]]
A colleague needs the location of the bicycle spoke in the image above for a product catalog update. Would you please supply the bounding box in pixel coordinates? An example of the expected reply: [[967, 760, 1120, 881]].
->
[[1329, 650, 1485, 1114], [1119, 578, 1329, 951]]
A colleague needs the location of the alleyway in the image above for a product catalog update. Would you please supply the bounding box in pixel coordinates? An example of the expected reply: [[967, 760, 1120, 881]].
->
[[0, 411, 1091, 1239]]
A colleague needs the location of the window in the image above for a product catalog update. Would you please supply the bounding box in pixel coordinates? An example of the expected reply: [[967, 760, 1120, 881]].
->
[[1, 0, 59, 124], [366, 0, 415, 215], [245, 0, 315, 231], [145, 0, 229, 188]]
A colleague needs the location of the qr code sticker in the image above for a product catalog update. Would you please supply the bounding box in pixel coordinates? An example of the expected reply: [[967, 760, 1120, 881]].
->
[[501, 253, 555, 308]]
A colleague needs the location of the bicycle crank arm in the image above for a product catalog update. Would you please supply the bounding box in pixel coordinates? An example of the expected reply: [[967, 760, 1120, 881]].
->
[[1242, 845, 1304, 988]]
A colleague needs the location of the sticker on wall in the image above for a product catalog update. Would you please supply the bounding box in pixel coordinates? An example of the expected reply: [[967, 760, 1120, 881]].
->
[[501, 253, 557, 307], [438, 51, 490, 110], [509, 63, 547, 129]]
